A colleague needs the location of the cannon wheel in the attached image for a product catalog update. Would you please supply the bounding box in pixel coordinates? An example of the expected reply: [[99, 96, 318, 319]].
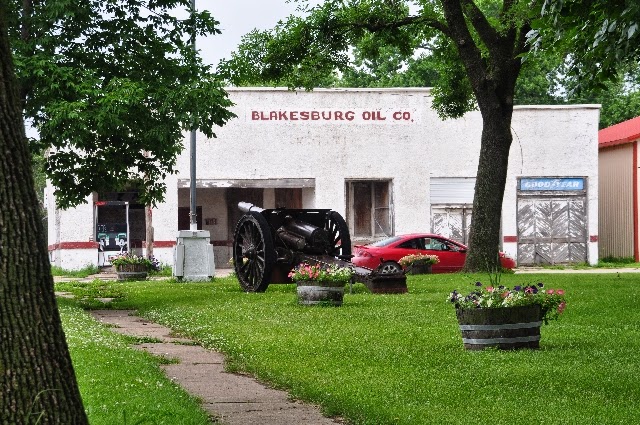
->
[[232, 211, 276, 292], [325, 210, 351, 257]]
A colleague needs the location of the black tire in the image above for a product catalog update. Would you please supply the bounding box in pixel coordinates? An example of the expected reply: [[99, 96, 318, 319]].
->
[[379, 261, 402, 274], [325, 210, 352, 258], [232, 211, 276, 292]]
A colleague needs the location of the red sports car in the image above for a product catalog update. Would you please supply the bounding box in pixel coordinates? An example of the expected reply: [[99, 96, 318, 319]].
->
[[352, 233, 516, 273]]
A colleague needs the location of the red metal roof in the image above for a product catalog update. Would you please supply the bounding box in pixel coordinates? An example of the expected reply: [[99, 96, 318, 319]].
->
[[599, 116, 640, 148]]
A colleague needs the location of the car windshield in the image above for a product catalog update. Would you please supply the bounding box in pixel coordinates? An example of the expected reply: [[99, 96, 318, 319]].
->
[[369, 236, 403, 247]]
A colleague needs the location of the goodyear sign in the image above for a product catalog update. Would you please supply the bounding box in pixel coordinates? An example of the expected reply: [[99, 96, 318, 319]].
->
[[519, 178, 585, 191]]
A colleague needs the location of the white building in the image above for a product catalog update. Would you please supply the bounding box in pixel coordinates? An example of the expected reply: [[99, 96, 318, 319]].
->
[[47, 87, 600, 270]]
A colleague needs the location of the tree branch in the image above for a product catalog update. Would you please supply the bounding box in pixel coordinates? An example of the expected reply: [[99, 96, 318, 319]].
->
[[460, 0, 499, 49], [356, 14, 451, 38], [440, 0, 486, 84]]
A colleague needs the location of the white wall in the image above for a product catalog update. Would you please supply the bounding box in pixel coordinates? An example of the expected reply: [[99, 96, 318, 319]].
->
[[50, 88, 600, 268]]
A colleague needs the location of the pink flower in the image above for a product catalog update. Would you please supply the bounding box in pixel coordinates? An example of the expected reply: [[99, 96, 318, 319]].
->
[[547, 289, 555, 295], [557, 301, 566, 314], [525, 287, 534, 294], [501, 291, 509, 298], [556, 289, 565, 295], [486, 286, 494, 292]]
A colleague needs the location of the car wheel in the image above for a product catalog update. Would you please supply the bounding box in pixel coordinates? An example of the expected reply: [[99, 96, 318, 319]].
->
[[380, 261, 402, 274]]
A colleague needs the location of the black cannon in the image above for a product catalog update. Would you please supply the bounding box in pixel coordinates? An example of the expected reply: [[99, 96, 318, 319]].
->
[[232, 202, 407, 292]]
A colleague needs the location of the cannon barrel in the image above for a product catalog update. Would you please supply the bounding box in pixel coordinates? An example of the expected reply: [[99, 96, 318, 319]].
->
[[277, 216, 330, 254], [238, 202, 264, 214]]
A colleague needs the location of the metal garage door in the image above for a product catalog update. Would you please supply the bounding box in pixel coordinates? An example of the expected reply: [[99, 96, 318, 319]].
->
[[517, 197, 587, 265]]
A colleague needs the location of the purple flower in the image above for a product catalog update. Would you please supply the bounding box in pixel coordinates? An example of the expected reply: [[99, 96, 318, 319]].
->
[[514, 285, 522, 291], [475, 281, 483, 287], [537, 282, 544, 288]]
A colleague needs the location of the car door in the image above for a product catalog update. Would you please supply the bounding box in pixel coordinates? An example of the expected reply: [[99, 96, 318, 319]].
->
[[422, 237, 466, 273], [394, 237, 425, 264]]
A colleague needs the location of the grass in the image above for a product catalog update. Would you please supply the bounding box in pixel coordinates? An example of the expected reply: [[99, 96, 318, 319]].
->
[[57, 272, 640, 425], [51, 264, 100, 278], [57, 298, 214, 424]]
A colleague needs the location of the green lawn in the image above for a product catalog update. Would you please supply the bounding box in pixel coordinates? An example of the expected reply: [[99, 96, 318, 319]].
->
[[58, 298, 213, 424], [58, 272, 640, 424]]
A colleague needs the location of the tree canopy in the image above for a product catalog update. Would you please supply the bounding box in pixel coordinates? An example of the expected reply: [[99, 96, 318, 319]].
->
[[220, 0, 540, 271], [2, 1, 235, 421], [10, 0, 235, 208], [532, 0, 640, 89]]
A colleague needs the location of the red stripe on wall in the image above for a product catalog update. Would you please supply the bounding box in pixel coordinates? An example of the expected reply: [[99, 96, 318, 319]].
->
[[148, 241, 176, 248], [503, 236, 518, 243], [48, 242, 99, 251], [634, 141, 639, 262]]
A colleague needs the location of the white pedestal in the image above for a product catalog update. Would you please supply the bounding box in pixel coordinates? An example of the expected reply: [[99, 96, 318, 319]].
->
[[173, 230, 215, 281]]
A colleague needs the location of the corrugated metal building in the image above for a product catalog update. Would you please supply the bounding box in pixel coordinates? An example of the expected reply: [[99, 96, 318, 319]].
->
[[598, 116, 640, 260]]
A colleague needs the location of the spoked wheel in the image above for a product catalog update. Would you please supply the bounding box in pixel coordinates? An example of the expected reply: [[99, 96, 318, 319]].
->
[[379, 261, 402, 274], [324, 210, 351, 258], [232, 211, 276, 292]]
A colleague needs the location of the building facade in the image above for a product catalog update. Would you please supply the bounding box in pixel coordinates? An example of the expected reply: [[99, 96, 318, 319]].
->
[[47, 88, 601, 270], [598, 116, 640, 261]]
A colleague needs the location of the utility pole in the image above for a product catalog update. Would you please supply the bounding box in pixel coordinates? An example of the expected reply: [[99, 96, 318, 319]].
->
[[172, 0, 215, 281], [189, 0, 197, 231]]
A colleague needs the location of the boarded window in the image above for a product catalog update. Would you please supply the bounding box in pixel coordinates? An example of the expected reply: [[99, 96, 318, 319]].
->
[[374, 182, 391, 236], [347, 180, 392, 239]]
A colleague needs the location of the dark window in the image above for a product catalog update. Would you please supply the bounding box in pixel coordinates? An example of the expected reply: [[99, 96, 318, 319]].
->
[[275, 188, 302, 209], [178, 206, 202, 230]]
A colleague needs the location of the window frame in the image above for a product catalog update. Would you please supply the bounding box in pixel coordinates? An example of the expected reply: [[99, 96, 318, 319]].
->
[[345, 179, 394, 242]]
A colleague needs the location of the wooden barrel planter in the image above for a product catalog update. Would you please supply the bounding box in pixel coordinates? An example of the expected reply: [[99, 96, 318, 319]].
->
[[297, 281, 345, 306], [455, 304, 542, 350], [115, 264, 149, 281], [405, 261, 432, 275]]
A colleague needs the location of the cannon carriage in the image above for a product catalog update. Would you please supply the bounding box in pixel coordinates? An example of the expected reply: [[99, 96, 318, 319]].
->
[[232, 202, 407, 293]]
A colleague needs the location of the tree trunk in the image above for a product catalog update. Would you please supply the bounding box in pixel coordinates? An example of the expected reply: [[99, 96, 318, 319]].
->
[[463, 108, 513, 271], [146, 205, 154, 258], [0, 4, 88, 423], [439, 0, 526, 272]]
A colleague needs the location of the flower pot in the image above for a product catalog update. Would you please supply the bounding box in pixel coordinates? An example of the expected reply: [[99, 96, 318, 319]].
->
[[455, 304, 542, 350], [296, 280, 345, 306], [365, 274, 408, 294], [115, 264, 148, 281], [405, 261, 432, 275]]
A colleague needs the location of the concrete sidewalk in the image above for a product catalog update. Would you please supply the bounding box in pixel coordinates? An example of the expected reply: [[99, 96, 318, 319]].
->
[[514, 266, 640, 274], [90, 310, 342, 425]]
